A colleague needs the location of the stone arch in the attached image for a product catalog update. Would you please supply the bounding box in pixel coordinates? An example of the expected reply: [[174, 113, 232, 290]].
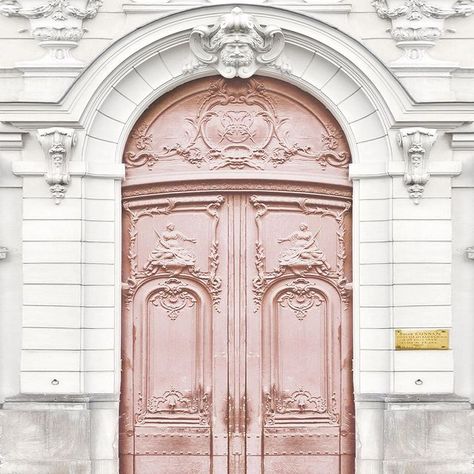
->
[[79, 5, 400, 169]]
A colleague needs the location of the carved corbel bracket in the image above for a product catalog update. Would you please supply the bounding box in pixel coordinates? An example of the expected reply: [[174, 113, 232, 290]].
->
[[466, 246, 474, 260], [372, 0, 474, 67], [37, 127, 77, 204], [397, 127, 438, 204], [0, 247, 8, 260], [0, 0, 103, 70], [186, 7, 289, 78]]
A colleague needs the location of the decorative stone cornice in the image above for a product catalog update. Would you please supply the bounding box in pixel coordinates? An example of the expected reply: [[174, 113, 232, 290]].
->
[[0, 0, 102, 70], [187, 7, 288, 78], [372, 0, 474, 67], [37, 127, 77, 204], [397, 127, 438, 204]]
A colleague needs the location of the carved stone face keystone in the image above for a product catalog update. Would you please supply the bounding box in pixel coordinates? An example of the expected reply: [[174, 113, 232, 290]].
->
[[189, 7, 286, 78]]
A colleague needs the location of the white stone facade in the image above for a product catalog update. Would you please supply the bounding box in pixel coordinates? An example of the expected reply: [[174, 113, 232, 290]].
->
[[0, 1, 473, 473]]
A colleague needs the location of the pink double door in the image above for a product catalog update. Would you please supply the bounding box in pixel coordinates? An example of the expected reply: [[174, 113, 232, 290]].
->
[[120, 189, 354, 474]]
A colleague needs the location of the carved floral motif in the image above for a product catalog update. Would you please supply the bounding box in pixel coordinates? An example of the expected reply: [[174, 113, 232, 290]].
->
[[124, 79, 350, 172], [150, 278, 196, 320], [264, 385, 339, 425], [277, 279, 323, 321], [135, 386, 210, 425], [187, 7, 287, 78]]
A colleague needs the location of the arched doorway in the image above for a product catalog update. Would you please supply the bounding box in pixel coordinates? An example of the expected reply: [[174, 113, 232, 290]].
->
[[120, 76, 354, 473]]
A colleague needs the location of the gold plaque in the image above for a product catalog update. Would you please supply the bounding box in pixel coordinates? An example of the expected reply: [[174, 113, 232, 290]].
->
[[395, 329, 449, 350]]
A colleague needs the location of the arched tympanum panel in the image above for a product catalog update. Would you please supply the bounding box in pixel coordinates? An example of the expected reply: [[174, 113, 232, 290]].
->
[[121, 76, 353, 474]]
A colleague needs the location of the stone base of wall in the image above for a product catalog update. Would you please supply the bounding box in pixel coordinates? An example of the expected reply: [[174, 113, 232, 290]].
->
[[1, 394, 472, 473], [357, 394, 474, 474], [0, 395, 118, 474]]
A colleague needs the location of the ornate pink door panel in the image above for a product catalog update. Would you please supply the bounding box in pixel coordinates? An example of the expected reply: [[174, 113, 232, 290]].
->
[[121, 76, 354, 473]]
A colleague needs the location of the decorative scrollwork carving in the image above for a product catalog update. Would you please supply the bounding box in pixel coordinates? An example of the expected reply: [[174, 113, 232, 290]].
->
[[251, 195, 351, 310], [124, 79, 350, 172], [277, 279, 323, 321], [135, 386, 210, 425], [264, 385, 339, 425], [150, 278, 196, 320], [123, 195, 224, 311]]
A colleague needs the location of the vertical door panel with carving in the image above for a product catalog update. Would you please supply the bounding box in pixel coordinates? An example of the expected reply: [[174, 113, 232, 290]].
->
[[121, 195, 229, 473], [121, 76, 354, 473], [247, 194, 353, 473]]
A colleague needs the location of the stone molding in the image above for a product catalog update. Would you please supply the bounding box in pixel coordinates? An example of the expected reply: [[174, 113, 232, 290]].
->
[[0, 0, 103, 72], [122, 1, 353, 16], [0, 122, 27, 149], [37, 127, 77, 204], [447, 122, 474, 149], [0, 5, 473, 122], [187, 7, 288, 78], [397, 127, 438, 203], [372, 0, 474, 68], [349, 159, 461, 179]]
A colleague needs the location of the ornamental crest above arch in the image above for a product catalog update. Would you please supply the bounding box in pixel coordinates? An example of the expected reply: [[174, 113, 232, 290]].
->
[[124, 77, 351, 174]]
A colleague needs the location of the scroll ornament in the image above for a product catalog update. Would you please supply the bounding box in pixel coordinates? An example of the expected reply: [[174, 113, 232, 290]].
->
[[397, 127, 437, 204], [372, 0, 474, 66], [37, 127, 77, 204], [187, 7, 288, 78], [0, 0, 103, 68]]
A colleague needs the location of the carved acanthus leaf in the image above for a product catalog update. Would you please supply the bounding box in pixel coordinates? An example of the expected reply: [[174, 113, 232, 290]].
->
[[278, 279, 323, 320], [187, 7, 288, 78], [135, 387, 210, 425], [372, 0, 474, 66], [37, 127, 77, 204], [397, 127, 437, 204], [372, 0, 474, 20], [150, 278, 196, 320], [0, 0, 103, 67], [264, 386, 339, 425]]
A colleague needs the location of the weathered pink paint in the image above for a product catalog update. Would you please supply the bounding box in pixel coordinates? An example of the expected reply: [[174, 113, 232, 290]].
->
[[121, 77, 354, 473]]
